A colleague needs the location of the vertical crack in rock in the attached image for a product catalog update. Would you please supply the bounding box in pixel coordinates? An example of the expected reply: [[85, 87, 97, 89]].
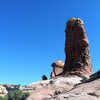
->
[[63, 18, 92, 77]]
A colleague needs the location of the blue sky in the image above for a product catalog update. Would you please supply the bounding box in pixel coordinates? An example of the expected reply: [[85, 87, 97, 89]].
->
[[0, 0, 100, 85]]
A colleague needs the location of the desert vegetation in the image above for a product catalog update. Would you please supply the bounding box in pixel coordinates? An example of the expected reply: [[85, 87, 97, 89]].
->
[[0, 88, 29, 100]]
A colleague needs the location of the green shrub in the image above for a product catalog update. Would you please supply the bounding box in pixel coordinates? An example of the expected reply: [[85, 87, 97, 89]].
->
[[0, 89, 29, 100], [0, 95, 8, 100], [0, 96, 5, 100], [7, 90, 29, 100]]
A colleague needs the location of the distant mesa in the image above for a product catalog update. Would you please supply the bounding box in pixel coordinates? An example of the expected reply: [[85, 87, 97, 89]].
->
[[50, 60, 64, 78], [63, 18, 92, 77]]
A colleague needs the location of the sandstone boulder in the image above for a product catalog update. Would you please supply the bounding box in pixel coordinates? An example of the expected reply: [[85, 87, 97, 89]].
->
[[50, 60, 64, 78], [0, 85, 8, 97]]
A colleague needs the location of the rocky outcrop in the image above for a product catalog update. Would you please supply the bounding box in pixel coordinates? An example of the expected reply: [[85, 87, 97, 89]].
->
[[0, 85, 8, 97], [83, 70, 100, 83], [27, 76, 82, 100], [49, 77, 100, 100], [63, 18, 92, 77], [26, 18, 98, 100], [26, 70, 100, 100], [50, 60, 64, 78]]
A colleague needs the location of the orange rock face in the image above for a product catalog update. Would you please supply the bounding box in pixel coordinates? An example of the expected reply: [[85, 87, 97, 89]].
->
[[63, 18, 92, 77], [50, 60, 64, 78]]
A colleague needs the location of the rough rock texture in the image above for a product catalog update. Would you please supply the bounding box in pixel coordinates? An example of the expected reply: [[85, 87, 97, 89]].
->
[[27, 76, 82, 100], [26, 73, 100, 100], [49, 78, 100, 100], [64, 18, 92, 77], [50, 60, 64, 78]]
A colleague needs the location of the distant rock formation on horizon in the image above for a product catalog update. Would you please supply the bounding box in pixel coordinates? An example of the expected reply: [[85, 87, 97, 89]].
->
[[0, 85, 8, 97], [63, 18, 92, 77]]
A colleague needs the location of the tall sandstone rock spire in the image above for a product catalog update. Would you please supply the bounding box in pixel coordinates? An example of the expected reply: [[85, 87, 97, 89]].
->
[[63, 18, 92, 77]]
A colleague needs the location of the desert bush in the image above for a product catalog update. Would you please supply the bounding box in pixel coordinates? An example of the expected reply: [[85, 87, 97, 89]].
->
[[7, 90, 29, 100], [0, 89, 29, 100]]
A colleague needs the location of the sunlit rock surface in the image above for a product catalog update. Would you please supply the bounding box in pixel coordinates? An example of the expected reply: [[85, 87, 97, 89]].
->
[[50, 60, 64, 78], [64, 18, 92, 77]]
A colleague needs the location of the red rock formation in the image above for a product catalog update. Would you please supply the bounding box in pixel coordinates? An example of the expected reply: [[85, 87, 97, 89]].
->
[[63, 18, 92, 77], [50, 60, 64, 78]]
